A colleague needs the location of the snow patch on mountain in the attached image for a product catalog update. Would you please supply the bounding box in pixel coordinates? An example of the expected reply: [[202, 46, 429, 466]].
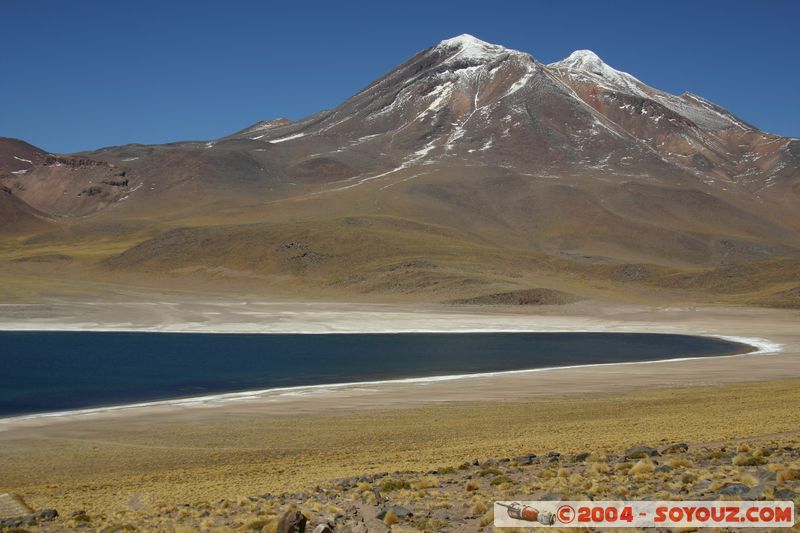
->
[[269, 132, 306, 144], [436, 34, 508, 62], [550, 50, 747, 132], [549, 50, 650, 98]]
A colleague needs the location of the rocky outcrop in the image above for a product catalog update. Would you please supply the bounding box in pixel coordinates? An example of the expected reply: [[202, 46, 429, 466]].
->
[[43, 155, 112, 169]]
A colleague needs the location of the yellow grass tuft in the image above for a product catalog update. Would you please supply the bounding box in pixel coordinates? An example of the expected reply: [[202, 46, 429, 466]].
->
[[629, 460, 655, 475], [590, 462, 610, 475], [479, 508, 494, 527], [777, 468, 800, 483], [668, 458, 692, 468], [733, 453, 766, 466], [472, 500, 488, 515], [412, 475, 439, 490], [384, 508, 399, 525]]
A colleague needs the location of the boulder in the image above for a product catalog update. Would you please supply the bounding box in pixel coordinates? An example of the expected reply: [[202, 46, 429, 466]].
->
[[661, 443, 689, 454], [774, 488, 797, 501], [625, 445, 660, 460], [756, 469, 777, 483], [276, 510, 307, 533], [717, 483, 750, 496], [364, 518, 390, 533], [514, 454, 536, 465], [33, 509, 58, 521], [312, 524, 334, 533], [376, 505, 413, 520]]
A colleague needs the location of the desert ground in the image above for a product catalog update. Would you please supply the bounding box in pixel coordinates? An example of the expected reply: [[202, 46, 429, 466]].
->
[[0, 299, 799, 531]]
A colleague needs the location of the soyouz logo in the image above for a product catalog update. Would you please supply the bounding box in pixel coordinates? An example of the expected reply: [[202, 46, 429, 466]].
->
[[494, 500, 795, 528]]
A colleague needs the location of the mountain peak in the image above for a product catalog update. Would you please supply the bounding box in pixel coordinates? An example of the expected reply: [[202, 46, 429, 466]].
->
[[435, 34, 509, 62], [549, 49, 610, 73], [548, 49, 648, 97]]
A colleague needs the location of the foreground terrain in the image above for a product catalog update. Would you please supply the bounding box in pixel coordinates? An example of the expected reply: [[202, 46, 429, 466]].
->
[[2, 381, 800, 531], [0, 303, 798, 531]]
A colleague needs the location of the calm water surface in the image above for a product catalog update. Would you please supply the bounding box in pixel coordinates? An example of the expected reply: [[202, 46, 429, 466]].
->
[[0, 331, 751, 417]]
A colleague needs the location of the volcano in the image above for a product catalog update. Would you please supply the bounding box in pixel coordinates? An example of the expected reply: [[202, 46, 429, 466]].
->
[[2, 35, 799, 307]]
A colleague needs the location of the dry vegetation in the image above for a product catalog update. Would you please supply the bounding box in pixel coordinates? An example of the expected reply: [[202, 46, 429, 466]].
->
[[2, 380, 800, 531], [2, 213, 799, 308]]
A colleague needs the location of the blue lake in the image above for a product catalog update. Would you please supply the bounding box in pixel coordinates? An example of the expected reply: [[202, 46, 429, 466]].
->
[[0, 331, 751, 417]]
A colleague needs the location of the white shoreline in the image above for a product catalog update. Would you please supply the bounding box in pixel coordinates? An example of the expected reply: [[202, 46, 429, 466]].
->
[[0, 332, 781, 425]]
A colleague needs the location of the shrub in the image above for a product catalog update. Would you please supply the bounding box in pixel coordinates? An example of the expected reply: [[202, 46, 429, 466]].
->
[[381, 478, 411, 491], [245, 518, 272, 531], [668, 458, 692, 468], [629, 459, 655, 475], [733, 454, 765, 466], [412, 475, 439, 489], [479, 509, 494, 527], [472, 501, 487, 515], [384, 508, 399, 525], [778, 468, 800, 483], [490, 475, 512, 486]]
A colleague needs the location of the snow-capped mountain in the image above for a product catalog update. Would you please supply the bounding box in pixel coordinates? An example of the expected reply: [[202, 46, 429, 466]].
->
[[2, 35, 799, 300], [214, 35, 794, 192], [225, 34, 679, 180]]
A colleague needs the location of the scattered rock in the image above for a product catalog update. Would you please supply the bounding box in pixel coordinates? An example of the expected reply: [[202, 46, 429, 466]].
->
[[574, 452, 591, 462], [717, 483, 750, 496], [376, 505, 412, 520], [276, 510, 307, 533], [774, 488, 797, 500], [625, 445, 660, 460], [33, 508, 58, 521], [514, 454, 536, 465], [364, 518, 390, 533], [339, 520, 368, 533], [745, 485, 767, 499], [756, 469, 777, 483], [662, 443, 689, 454]]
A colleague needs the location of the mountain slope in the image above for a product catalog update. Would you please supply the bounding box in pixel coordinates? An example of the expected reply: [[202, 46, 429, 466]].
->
[[0, 137, 133, 217], [2, 35, 799, 307]]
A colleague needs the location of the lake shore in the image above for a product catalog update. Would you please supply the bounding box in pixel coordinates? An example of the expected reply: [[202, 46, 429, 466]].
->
[[1, 298, 799, 522], [0, 299, 798, 431]]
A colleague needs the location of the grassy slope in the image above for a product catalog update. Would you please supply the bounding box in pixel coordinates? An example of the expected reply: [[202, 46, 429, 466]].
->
[[3, 379, 799, 517], [1, 163, 799, 307]]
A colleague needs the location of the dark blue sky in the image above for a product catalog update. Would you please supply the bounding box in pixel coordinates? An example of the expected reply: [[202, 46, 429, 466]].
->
[[2, 0, 798, 153]]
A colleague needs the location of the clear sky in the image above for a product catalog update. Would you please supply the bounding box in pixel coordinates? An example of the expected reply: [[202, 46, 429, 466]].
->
[[2, 0, 798, 153]]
